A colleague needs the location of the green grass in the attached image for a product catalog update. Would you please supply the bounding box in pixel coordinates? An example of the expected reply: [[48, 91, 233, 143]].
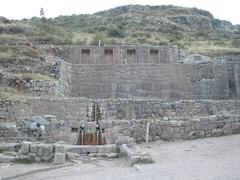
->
[[0, 148, 4, 153], [0, 5, 239, 56], [186, 40, 240, 56], [0, 87, 32, 101], [15, 73, 55, 82]]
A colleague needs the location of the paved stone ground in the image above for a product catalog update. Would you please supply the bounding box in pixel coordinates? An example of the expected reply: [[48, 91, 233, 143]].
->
[[1, 134, 240, 180]]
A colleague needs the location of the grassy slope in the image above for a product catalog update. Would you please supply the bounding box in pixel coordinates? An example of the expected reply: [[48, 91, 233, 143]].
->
[[0, 5, 239, 56], [0, 5, 239, 99]]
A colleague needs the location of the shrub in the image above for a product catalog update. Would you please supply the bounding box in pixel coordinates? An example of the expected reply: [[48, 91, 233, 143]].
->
[[107, 27, 125, 38], [232, 39, 240, 48]]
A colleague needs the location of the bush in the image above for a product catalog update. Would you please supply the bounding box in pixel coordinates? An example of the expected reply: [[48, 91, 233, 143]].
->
[[0, 17, 11, 24], [107, 27, 125, 38], [232, 39, 240, 48]]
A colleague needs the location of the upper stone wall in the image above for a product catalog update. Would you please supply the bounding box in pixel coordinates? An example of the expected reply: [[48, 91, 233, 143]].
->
[[59, 61, 230, 99], [58, 45, 179, 64]]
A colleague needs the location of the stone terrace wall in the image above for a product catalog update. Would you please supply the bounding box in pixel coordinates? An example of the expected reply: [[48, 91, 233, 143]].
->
[[2, 98, 240, 122], [1, 98, 240, 142], [104, 99, 240, 120], [0, 99, 12, 121], [5, 98, 89, 122], [58, 45, 179, 64], [59, 61, 229, 99], [116, 114, 240, 142]]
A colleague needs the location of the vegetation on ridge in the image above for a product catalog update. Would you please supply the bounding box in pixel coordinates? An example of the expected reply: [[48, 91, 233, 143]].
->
[[0, 4, 239, 56]]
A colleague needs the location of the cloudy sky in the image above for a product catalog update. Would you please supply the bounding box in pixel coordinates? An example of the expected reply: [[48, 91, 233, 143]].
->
[[1, 0, 240, 24]]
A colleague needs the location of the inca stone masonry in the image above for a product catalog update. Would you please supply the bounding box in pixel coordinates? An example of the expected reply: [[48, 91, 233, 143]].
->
[[1, 44, 240, 144], [58, 45, 240, 99]]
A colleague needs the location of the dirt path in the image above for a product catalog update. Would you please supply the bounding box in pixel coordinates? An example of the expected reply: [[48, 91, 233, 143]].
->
[[1, 134, 240, 180]]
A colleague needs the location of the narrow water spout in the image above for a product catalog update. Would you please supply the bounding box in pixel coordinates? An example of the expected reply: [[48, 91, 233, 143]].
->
[[96, 131, 99, 145], [146, 122, 150, 143], [81, 132, 84, 145]]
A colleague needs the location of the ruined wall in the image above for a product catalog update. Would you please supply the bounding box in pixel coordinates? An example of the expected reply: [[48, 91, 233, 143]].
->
[[115, 114, 240, 142], [0, 99, 12, 121], [59, 61, 229, 99], [1, 98, 240, 142], [58, 45, 179, 64], [1, 98, 240, 122]]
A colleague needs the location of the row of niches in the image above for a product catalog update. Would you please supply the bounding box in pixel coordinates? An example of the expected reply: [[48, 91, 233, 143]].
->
[[67, 45, 178, 64]]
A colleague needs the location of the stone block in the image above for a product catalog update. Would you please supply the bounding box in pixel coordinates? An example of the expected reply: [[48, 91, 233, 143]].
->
[[223, 123, 232, 134], [66, 152, 76, 162], [55, 144, 65, 154], [54, 153, 65, 164], [140, 156, 153, 163], [37, 148, 43, 157], [2, 151, 17, 156], [34, 156, 41, 162], [129, 155, 141, 166], [106, 153, 118, 158], [39, 144, 50, 156], [0, 154, 15, 163], [115, 136, 135, 145], [212, 129, 223, 136], [21, 142, 31, 155], [27, 152, 36, 158], [30, 144, 38, 153], [41, 156, 52, 162], [209, 115, 217, 121], [44, 115, 57, 122], [188, 131, 205, 139], [98, 145, 117, 153], [16, 154, 32, 161]]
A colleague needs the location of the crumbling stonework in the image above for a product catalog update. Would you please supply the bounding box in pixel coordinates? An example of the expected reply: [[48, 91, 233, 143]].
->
[[1, 97, 240, 143], [2, 98, 240, 123], [0, 99, 11, 121], [0, 74, 58, 95], [0, 124, 19, 142], [17, 142, 55, 162]]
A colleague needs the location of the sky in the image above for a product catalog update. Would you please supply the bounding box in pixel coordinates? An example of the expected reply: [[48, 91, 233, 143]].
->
[[1, 0, 240, 25]]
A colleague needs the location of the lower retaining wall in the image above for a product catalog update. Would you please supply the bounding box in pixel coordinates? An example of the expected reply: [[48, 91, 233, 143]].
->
[[17, 142, 55, 162], [1, 97, 240, 143], [116, 114, 240, 142], [65, 144, 117, 154], [1, 98, 240, 122]]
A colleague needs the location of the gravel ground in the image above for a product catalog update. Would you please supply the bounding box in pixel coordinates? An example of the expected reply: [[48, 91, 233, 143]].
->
[[1, 134, 240, 180]]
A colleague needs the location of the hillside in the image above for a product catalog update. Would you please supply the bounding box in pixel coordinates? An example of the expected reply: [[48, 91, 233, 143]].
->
[[0, 5, 239, 54], [0, 4, 240, 99]]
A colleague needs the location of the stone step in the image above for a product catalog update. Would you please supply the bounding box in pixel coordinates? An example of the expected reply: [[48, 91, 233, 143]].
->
[[120, 144, 153, 166], [0, 154, 15, 163]]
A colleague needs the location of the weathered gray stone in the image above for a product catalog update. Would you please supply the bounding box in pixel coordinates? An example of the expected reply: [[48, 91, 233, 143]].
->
[[129, 155, 141, 165], [27, 152, 36, 158], [34, 156, 41, 162], [37, 148, 43, 157], [212, 129, 223, 136], [106, 153, 118, 158], [41, 156, 52, 162], [54, 153, 65, 164], [0, 154, 15, 163], [21, 142, 31, 155], [98, 145, 117, 153], [55, 145, 65, 154], [30, 144, 38, 153], [188, 131, 205, 139]]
